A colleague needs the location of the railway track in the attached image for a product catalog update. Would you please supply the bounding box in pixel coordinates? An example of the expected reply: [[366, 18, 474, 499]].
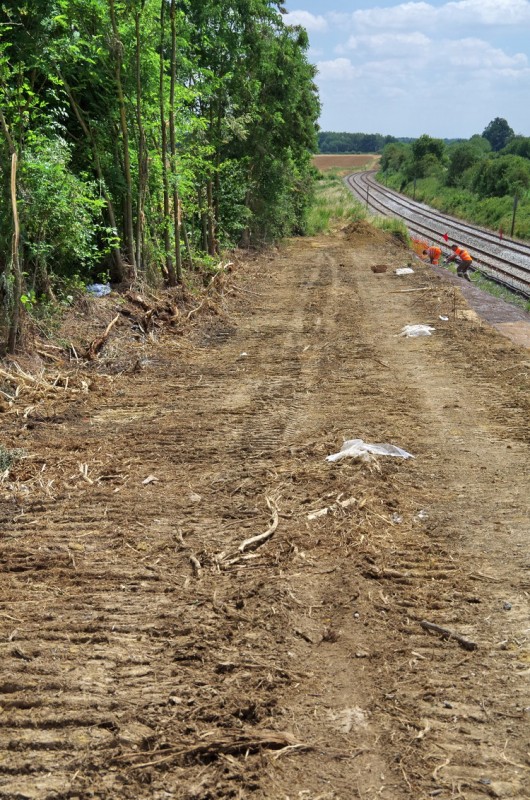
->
[[345, 170, 530, 297]]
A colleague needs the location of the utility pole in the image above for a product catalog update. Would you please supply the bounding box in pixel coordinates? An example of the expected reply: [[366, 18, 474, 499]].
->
[[510, 194, 518, 237]]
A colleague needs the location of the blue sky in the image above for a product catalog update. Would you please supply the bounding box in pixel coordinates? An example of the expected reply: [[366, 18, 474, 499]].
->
[[283, 0, 530, 138]]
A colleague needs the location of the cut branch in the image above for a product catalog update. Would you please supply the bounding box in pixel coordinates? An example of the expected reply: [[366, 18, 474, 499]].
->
[[238, 497, 279, 553], [85, 315, 120, 360], [419, 620, 477, 651], [120, 729, 308, 769]]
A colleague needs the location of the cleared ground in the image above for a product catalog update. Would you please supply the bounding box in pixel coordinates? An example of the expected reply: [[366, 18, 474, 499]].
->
[[1, 223, 529, 799]]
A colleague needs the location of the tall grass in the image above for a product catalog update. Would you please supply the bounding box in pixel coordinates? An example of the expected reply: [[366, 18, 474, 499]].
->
[[372, 216, 410, 246], [306, 168, 410, 247], [305, 168, 366, 234]]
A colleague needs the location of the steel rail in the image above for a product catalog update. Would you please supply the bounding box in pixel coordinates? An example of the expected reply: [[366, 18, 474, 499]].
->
[[362, 172, 530, 259], [345, 171, 530, 297]]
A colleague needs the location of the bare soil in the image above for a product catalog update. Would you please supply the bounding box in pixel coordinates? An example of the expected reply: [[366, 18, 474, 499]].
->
[[312, 155, 379, 171], [1, 227, 529, 800]]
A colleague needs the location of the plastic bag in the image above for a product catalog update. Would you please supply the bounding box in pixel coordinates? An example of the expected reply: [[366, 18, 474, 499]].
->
[[87, 283, 111, 297], [395, 267, 414, 275], [326, 438, 414, 463], [399, 324, 435, 337]]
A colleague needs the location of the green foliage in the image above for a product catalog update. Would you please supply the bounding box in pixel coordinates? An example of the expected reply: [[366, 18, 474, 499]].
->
[[409, 134, 446, 179], [380, 143, 409, 174], [470, 154, 530, 199], [482, 117, 514, 152], [19, 137, 106, 278], [0, 0, 320, 347], [502, 136, 530, 160], [446, 142, 485, 187]]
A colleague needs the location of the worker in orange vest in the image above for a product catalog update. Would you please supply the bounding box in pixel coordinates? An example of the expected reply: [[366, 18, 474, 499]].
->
[[445, 244, 473, 281], [422, 246, 442, 265]]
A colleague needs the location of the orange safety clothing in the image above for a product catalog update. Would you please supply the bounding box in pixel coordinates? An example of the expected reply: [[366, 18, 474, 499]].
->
[[453, 246, 472, 263], [426, 246, 442, 264]]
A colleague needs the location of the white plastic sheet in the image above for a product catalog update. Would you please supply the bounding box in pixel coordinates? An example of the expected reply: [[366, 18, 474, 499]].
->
[[399, 324, 435, 337], [395, 267, 414, 275], [87, 283, 111, 297], [326, 438, 414, 463]]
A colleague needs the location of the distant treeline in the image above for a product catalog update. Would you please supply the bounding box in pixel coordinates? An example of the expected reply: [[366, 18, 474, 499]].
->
[[318, 131, 467, 154]]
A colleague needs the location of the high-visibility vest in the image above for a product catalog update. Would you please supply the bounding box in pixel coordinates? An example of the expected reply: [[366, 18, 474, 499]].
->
[[428, 247, 442, 260], [454, 246, 472, 262]]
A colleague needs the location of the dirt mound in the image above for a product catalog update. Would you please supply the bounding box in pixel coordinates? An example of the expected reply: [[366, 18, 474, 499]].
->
[[342, 218, 389, 245]]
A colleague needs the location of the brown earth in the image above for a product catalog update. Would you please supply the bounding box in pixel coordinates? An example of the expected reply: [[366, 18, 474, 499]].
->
[[312, 154, 380, 171], [1, 227, 529, 800]]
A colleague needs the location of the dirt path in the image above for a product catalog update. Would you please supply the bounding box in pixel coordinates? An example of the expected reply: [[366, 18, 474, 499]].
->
[[1, 227, 529, 800]]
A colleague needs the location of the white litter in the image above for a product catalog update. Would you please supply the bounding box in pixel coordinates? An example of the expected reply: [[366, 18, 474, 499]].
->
[[399, 324, 435, 337], [326, 438, 414, 463], [439, 315, 449, 321], [395, 267, 414, 275], [307, 496, 356, 520]]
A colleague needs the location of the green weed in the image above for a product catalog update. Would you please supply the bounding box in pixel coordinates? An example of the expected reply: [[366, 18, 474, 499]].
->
[[0, 446, 26, 473]]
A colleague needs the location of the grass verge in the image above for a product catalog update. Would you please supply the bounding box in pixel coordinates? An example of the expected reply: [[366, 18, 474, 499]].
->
[[306, 168, 410, 248], [305, 168, 366, 234]]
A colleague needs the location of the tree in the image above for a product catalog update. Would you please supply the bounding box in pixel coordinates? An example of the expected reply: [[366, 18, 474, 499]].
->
[[380, 142, 409, 173], [0, 0, 321, 349], [502, 136, 530, 160], [471, 154, 530, 198], [403, 135, 446, 181], [446, 142, 484, 187], [482, 117, 514, 152]]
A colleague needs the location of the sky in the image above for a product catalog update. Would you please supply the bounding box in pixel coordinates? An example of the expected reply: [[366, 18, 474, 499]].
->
[[283, 0, 530, 139]]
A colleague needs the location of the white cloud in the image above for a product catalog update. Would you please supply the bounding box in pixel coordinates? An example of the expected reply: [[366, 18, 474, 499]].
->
[[444, 38, 528, 70], [352, 2, 436, 31], [296, 0, 530, 135], [339, 0, 530, 31], [345, 31, 431, 58], [316, 57, 358, 81], [445, 0, 530, 26], [316, 37, 529, 92], [284, 10, 328, 32]]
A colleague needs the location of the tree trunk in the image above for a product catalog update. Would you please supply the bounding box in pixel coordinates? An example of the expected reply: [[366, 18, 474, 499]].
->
[[198, 186, 208, 252], [169, 0, 182, 283], [159, 0, 177, 286], [135, 10, 147, 274], [182, 217, 193, 269], [206, 179, 217, 256], [7, 153, 22, 354], [61, 77, 125, 282], [109, 0, 137, 279]]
